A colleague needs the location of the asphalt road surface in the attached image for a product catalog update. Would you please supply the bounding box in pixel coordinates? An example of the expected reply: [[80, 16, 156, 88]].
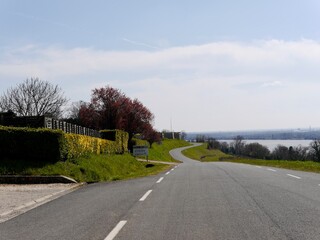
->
[[1, 144, 320, 239]]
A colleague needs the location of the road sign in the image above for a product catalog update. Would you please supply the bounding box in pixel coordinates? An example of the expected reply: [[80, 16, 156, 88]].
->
[[132, 146, 149, 157]]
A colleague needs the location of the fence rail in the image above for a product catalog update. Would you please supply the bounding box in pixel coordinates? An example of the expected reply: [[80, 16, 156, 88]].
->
[[0, 113, 101, 138], [44, 117, 101, 137]]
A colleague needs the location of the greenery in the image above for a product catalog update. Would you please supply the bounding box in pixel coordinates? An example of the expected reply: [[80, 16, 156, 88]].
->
[[141, 139, 191, 162], [0, 126, 67, 163], [0, 130, 189, 182], [182, 143, 234, 162], [0, 126, 130, 163], [100, 129, 129, 153], [0, 153, 170, 182], [182, 143, 320, 173]]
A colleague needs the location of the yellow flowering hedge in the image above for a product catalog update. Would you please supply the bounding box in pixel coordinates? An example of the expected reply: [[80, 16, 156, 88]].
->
[[0, 126, 129, 162], [100, 130, 129, 153], [65, 133, 122, 159]]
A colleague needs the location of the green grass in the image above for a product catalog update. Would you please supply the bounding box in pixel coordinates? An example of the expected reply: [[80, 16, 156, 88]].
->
[[0, 154, 171, 183], [182, 143, 234, 162], [0, 139, 190, 182], [148, 139, 191, 162], [182, 143, 320, 173]]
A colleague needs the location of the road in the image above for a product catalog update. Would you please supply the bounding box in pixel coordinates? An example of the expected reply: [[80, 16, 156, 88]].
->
[[1, 145, 320, 239]]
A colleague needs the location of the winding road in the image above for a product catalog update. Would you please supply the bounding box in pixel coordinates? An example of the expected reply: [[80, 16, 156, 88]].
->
[[2, 144, 320, 239]]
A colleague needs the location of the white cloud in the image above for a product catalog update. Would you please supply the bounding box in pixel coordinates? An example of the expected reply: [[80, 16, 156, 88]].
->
[[1, 39, 320, 131]]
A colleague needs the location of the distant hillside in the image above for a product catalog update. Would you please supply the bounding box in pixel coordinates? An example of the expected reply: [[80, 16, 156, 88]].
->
[[186, 128, 320, 140]]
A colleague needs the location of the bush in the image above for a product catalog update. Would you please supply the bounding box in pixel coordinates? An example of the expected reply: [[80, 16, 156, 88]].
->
[[64, 134, 112, 159], [0, 126, 67, 163], [0, 126, 130, 163], [100, 130, 129, 153]]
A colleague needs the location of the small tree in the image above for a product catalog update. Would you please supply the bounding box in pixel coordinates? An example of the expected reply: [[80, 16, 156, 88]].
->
[[207, 138, 221, 150], [230, 136, 245, 155], [310, 140, 320, 162], [142, 124, 161, 148], [0, 78, 68, 118], [243, 142, 270, 159]]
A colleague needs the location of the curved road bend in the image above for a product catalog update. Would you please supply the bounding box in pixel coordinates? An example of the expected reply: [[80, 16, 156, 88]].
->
[[2, 144, 320, 239]]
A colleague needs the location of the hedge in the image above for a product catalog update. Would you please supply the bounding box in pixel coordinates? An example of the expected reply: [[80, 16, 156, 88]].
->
[[0, 126, 129, 163], [100, 130, 129, 153], [0, 126, 67, 162]]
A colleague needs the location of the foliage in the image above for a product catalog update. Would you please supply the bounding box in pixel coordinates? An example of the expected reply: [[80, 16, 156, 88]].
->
[[0, 153, 170, 182], [309, 140, 320, 162], [0, 126, 67, 163], [0, 78, 68, 118], [242, 142, 270, 159], [0, 126, 129, 163], [141, 123, 161, 148], [100, 129, 129, 153], [64, 134, 112, 159], [207, 138, 221, 150], [78, 86, 156, 149]]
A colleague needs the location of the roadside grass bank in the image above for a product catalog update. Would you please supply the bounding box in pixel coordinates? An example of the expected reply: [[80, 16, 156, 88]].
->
[[145, 139, 191, 162], [182, 143, 320, 173], [0, 154, 170, 183], [0, 139, 190, 183]]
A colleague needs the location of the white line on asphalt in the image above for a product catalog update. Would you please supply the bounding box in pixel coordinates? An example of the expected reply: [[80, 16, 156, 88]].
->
[[287, 174, 301, 179], [139, 190, 152, 201], [156, 177, 164, 183], [171, 168, 175, 171], [255, 166, 262, 168], [165, 171, 170, 175], [104, 220, 127, 240], [267, 168, 277, 172]]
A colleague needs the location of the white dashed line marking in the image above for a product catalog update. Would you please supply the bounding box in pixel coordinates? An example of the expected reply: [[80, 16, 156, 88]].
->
[[255, 166, 262, 168], [165, 171, 170, 175], [104, 220, 127, 240], [139, 190, 152, 201], [267, 168, 277, 172], [287, 174, 301, 179], [156, 177, 164, 183]]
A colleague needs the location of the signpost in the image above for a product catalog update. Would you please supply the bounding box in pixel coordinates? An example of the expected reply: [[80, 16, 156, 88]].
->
[[132, 145, 149, 161]]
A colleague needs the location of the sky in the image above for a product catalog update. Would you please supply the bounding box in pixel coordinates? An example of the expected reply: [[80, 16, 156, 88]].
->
[[1, 0, 320, 132]]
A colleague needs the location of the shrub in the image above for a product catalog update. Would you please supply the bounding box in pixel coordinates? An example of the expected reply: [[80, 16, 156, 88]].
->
[[0, 126, 130, 163], [64, 134, 112, 159], [100, 130, 128, 153], [0, 126, 67, 163]]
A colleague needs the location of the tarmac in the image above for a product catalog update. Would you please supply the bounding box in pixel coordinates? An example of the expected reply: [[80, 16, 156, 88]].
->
[[0, 183, 84, 223]]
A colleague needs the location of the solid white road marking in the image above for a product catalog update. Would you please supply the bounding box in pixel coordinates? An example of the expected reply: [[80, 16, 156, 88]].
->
[[287, 174, 301, 179], [267, 168, 277, 172], [104, 220, 127, 240], [156, 177, 164, 183], [139, 190, 152, 201]]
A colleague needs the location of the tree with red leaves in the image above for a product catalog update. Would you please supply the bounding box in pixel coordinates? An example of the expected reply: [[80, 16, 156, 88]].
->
[[79, 86, 155, 148], [142, 123, 161, 148], [122, 98, 154, 142]]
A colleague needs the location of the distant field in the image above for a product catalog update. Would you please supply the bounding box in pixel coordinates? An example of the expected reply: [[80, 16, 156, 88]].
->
[[182, 143, 320, 173]]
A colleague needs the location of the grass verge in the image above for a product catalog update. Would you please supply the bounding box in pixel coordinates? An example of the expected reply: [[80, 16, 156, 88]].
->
[[0, 154, 171, 183], [0, 139, 190, 182], [148, 139, 191, 162], [182, 143, 320, 173]]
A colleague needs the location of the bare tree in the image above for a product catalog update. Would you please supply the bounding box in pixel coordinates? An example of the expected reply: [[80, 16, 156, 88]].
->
[[0, 78, 68, 118], [230, 135, 245, 155], [310, 140, 320, 162]]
